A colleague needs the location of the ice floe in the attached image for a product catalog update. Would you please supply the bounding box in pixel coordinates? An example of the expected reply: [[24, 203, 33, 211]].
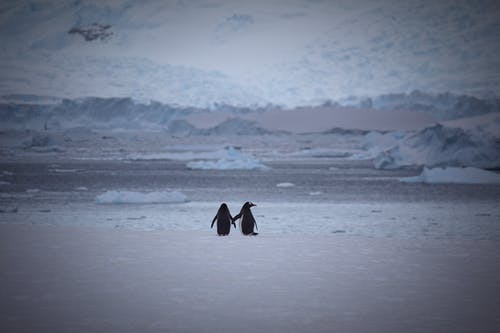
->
[[400, 167, 500, 184], [186, 146, 268, 170], [276, 182, 295, 188], [96, 191, 188, 204]]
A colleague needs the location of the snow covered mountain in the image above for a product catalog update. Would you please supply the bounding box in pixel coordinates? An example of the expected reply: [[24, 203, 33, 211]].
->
[[1, 0, 499, 107]]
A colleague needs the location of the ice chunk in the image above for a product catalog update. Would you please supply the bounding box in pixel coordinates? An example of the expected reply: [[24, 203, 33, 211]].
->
[[400, 167, 500, 184], [276, 182, 295, 188], [96, 191, 187, 204]]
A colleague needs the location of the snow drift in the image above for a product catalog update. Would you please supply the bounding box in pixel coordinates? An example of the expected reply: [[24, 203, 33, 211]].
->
[[401, 167, 500, 184], [95, 191, 187, 204]]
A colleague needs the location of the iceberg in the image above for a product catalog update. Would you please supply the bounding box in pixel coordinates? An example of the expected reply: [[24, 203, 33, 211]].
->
[[96, 191, 187, 204], [353, 130, 408, 160], [199, 118, 271, 136], [374, 123, 500, 169], [401, 167, 500, 184], [186, 146, 268, 170]]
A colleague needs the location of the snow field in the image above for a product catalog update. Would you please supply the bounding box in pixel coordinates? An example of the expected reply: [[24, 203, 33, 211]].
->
[[1, 223, 499, 333]]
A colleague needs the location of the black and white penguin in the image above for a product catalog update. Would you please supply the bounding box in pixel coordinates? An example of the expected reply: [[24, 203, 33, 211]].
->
[[211, 203, 236, 236], [233, 202, 258, 236]]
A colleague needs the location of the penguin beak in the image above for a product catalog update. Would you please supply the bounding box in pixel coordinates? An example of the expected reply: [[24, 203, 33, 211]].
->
[[250, 203, 256, 207]]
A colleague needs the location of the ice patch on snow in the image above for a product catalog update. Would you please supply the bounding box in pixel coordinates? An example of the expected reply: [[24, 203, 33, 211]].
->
[[186, 147, 268, 170], [95, 191, 188, 204], [401, 167, 500, 184]]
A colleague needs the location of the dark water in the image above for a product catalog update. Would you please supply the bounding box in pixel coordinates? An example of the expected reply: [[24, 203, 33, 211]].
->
[[1, 159, 499, 204]]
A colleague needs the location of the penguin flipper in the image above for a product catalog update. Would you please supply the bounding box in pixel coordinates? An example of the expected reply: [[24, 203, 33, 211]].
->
[[210, 215, 217, 228]]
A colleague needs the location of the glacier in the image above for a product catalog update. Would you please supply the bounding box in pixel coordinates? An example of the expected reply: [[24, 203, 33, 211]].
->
[[1, 1, 500, 107]]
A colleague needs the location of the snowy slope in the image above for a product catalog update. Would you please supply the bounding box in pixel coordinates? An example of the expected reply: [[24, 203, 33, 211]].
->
[[1, 0, 499, 107]]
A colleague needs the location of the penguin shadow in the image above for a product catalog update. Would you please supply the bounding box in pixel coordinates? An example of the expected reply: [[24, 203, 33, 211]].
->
[[211, 202, 259, 236]]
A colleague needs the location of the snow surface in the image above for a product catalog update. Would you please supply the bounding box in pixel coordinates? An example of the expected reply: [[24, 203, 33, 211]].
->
[[1, 224, 500, 333], [401, 167, 500, 184], [95, 191, 187, 204]]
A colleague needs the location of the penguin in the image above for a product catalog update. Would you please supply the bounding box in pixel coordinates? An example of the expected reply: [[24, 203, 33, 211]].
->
[[211, 203, 236, 236], [233, 202, 258, 236]]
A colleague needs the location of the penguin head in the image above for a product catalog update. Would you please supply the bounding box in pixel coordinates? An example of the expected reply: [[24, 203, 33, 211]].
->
[[243, 201, 256, 209], [219, 203, 229, 213]]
